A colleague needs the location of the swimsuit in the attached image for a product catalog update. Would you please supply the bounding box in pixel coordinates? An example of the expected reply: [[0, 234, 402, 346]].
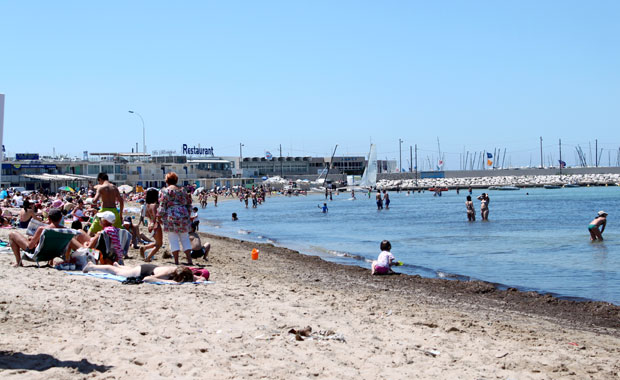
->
[[191, 248, 205, 259], [139, 264, 157, 278], [19, 217, 32, 229], [588, 224, 597, 230]]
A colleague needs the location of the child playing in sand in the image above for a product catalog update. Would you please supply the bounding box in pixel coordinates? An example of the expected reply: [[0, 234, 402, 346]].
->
[[371, 240, 396, 275]]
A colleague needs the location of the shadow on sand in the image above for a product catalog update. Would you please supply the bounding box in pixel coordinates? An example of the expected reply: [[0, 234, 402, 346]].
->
[[0, 351, 112, 374]]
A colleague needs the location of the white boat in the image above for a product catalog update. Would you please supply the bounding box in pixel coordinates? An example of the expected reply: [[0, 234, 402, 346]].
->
[[488, 186, 520, 191], [338, 144, 377, 192], [358, 144, 377, 189]]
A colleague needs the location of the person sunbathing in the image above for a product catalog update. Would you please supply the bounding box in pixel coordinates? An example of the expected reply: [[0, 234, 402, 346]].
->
[[82, 262, 208, 283], [9, 208, 82, 267]]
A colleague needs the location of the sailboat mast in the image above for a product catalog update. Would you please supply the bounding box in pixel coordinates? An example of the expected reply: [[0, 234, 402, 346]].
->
[[323, 144, 338, 187]]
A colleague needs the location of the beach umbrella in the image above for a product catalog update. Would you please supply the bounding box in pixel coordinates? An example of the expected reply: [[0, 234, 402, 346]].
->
[[193, 187, 205, 194], [58, 186, 75, 192], [118, 184, 134, 194]]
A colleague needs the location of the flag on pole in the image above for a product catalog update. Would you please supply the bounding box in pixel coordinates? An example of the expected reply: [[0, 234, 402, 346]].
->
[[486, 152, 493, 167], [265, 151, 273, 160], [559, 160, 566, 168]]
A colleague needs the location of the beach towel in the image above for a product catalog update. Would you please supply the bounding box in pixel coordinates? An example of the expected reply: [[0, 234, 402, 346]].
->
[[65, 271, 213, 285]]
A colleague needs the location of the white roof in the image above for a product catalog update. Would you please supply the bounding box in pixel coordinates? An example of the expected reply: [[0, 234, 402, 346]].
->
[[188, 159, 231, 164], [22, 174, 95, 182]]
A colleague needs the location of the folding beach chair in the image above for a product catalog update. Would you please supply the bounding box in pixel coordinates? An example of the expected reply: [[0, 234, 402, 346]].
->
[[22, 228, 79, 267]]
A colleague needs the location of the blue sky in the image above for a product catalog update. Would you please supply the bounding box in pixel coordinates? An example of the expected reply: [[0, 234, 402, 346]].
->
[[1, 1, 619, 169]]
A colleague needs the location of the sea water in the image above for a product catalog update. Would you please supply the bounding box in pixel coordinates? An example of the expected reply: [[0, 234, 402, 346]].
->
[[197, 187, 620, 305]]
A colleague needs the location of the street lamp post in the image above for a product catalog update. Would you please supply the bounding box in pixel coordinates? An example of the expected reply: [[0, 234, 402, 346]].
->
[[128, 110, 146, 154], [399, 138, 403, 173]]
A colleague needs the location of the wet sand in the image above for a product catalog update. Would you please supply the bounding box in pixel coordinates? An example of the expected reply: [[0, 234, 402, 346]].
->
[[0, 228, 618, 379]]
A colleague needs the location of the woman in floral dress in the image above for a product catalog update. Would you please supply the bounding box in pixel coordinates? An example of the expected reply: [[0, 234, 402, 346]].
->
[[157, 172, 193, 265]]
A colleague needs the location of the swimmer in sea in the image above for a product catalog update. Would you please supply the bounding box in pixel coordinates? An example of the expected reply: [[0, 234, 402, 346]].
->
[[588, 211, 607, 241], [376, 191, 383, 210], [318, 203, 328, 213]]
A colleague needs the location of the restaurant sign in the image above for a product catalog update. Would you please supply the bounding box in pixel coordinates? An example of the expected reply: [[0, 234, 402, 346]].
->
[[182, 144, 214, 156]]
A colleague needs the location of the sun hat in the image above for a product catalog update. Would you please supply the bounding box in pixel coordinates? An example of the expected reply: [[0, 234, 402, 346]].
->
[[598, 211, 608, 216], [96, 211, 116, 224]]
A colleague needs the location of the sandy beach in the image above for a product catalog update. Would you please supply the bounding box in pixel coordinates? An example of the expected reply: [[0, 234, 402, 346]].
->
[[0, 226, 619, 379]]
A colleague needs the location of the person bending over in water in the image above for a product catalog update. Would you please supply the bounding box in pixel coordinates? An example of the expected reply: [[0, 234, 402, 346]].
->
[[82, 262, 209, 283], [465, 195, 476, 221], [588, 211, 607, 241], [371, 240, 397, 275]]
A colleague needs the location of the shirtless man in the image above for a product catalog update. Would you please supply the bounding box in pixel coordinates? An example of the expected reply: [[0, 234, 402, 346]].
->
[[9, 208, 81, 267], [376, 191, 383, 210], [89, 172, 124, 236], [588, 211, 607, 241]]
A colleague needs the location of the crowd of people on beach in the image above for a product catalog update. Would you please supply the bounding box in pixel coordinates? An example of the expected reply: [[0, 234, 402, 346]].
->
[[4, 171, 211, 284]]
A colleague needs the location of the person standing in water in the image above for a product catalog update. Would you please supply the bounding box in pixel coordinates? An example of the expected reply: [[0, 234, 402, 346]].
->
[[588, 211, 607, 241], [383, 190, 390, 209], [477, 193, 490, 221], [351, 189, 356, 200], [376, 191, 383, 210], [466, 195, 476, 221]]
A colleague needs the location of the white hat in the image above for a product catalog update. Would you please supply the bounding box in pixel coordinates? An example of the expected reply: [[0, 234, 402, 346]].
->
[[96, 211, 116, 224], [598, 211, 608, 216]]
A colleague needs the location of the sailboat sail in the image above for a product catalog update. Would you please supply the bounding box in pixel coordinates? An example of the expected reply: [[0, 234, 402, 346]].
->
[[359, 144, 377, 188]]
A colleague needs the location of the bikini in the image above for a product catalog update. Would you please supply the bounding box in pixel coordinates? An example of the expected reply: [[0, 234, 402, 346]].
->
[[19, 217, 32, 229], [139, 264, 157, 277]]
